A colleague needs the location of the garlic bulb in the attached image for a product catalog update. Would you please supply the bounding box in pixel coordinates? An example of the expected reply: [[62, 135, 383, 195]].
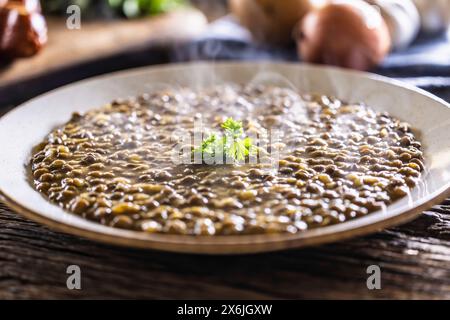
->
[[366, 0, 420, 50], [412, 0, 450, 34]]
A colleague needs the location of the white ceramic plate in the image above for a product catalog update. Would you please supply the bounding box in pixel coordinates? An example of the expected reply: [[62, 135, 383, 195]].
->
[[1, 62, 449, 254]]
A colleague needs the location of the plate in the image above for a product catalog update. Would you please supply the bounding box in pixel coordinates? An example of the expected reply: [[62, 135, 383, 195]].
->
[[1, 62, 449, 254]]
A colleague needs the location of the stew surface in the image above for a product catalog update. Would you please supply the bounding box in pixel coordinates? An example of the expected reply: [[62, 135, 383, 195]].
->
[[30, 85, 425, 235]]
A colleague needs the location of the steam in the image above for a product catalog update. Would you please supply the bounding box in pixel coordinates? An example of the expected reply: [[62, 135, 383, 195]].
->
[[171, 38, 296, 63], [170, 15, 297, 63]]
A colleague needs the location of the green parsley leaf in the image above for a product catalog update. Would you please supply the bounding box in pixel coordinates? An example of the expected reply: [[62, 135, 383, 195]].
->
[[195, 118, 254, 163], [221, 117, 244, 138]]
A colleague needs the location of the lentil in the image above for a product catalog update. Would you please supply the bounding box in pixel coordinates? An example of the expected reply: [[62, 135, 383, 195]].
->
[[30, 85, 425, 235]]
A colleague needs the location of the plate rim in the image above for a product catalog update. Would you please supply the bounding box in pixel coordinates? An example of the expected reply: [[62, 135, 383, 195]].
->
[[1, 61, 450, 254]]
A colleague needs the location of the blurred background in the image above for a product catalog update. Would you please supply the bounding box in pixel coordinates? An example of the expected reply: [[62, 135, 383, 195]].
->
[[1, 0, 450, 107]]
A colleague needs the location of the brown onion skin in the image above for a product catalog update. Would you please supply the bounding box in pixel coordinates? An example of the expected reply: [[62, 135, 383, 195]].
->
[[0, 0, 47, 59], [230, 0, 327, 45], [296, 2, 391, 71]]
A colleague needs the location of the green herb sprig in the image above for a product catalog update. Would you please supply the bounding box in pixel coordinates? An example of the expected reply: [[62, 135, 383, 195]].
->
[[194, 118, 254, 163]]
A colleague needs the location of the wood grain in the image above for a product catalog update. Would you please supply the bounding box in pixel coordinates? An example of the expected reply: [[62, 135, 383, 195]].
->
[[0, 8, 207, 86], [1, 67, 450, 299], [1, 0, 448, 299], [0, 198, 449, 299]]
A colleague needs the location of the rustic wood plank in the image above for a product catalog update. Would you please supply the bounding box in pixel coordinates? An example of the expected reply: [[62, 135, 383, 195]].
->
[[0, 199, 449, 299], [0, 8, 208, 107], [0, 8, 207, 86], [1, 76, 449, 300], [1, 0, 448, 300]]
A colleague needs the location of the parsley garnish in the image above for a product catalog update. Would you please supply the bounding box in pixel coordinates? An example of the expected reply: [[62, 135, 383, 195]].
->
[[194, 117, 254, 163]]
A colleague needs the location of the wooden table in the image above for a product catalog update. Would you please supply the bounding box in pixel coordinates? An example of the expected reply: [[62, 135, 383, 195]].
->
[[1, 76, 450, 301], [1, 84, 450, 298], [1, 195, 449, 299], [0, 8, 208, 106], [1, 6, 449, 300]]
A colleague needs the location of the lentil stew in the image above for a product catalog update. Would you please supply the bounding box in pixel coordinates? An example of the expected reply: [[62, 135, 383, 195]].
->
[[30, 84, 425, 235]]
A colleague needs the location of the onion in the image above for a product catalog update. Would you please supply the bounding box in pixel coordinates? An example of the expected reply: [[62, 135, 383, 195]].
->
[[296, 0, 391, 70], [230, 0, 328, 45], [0, 0, 47, 58]]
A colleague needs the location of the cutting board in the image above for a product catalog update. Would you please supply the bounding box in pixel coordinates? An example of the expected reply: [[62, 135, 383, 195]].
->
[[0, 8, 208, 106]]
